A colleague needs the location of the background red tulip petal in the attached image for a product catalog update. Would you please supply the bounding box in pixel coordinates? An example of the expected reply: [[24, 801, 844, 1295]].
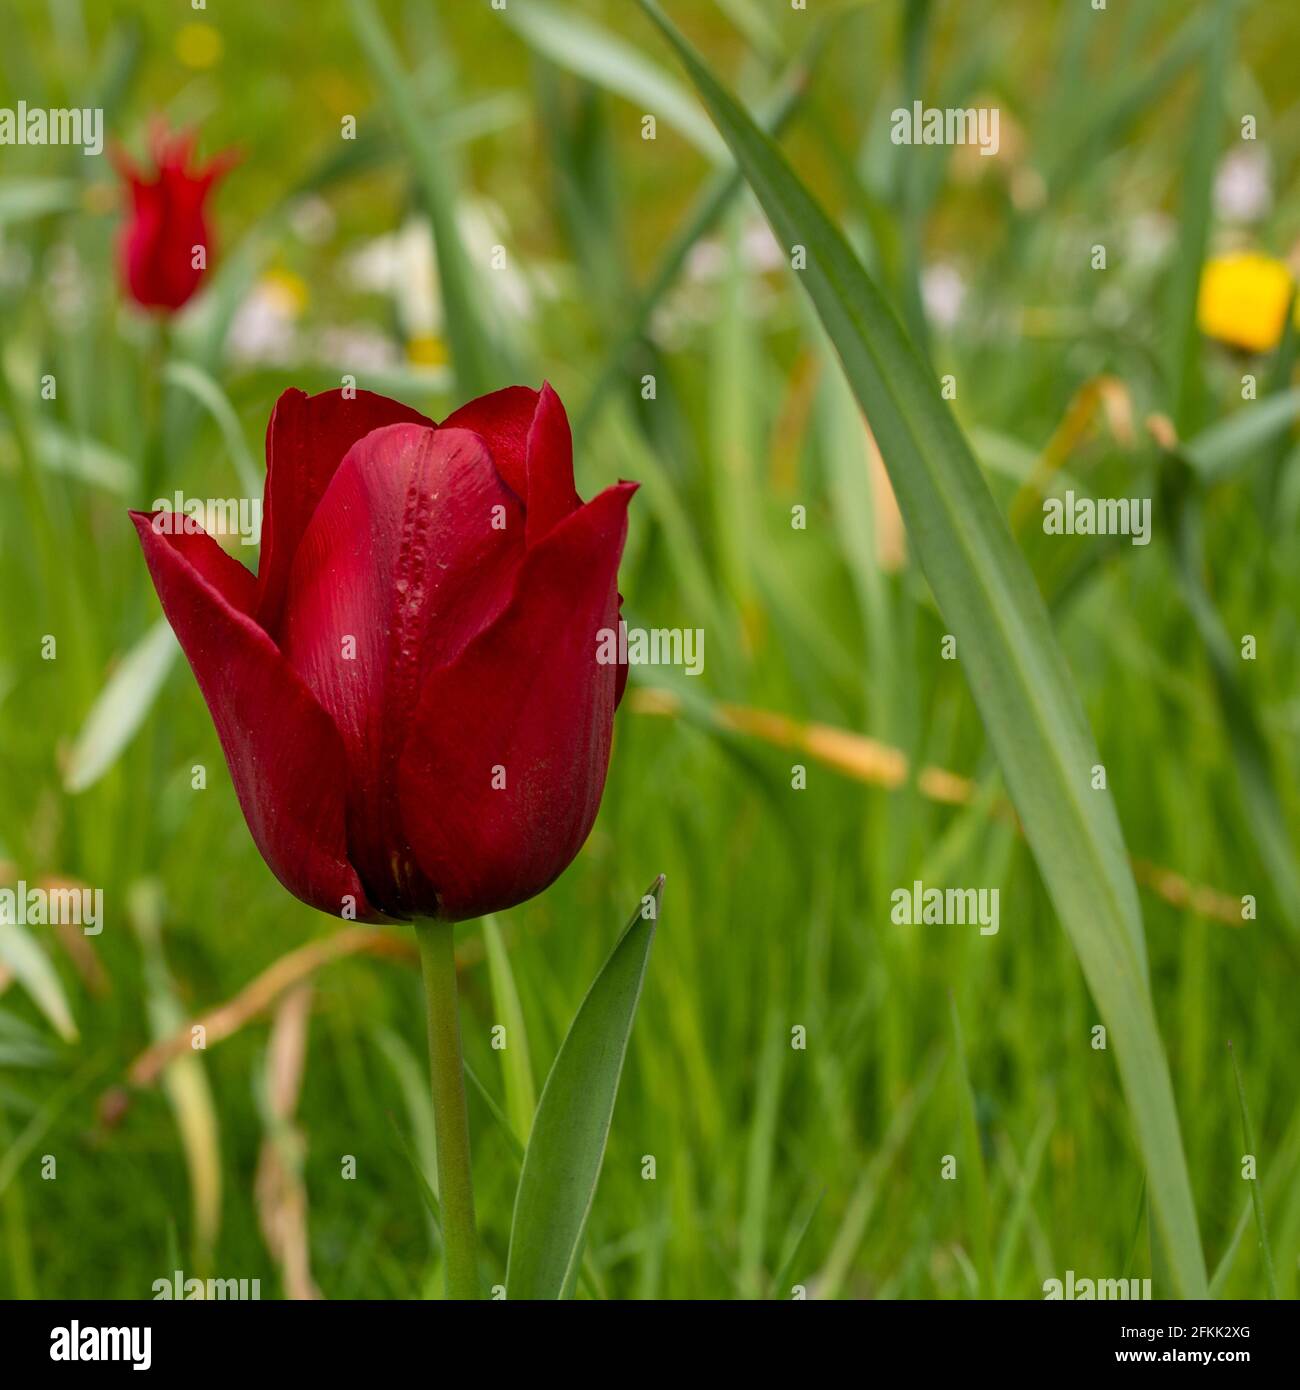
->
[[256, 388, 433, 633], [397, 480, 636, 921], [523, 381, 582, 545], [129, 511, 382, 921], [279, 424, 525, 915]]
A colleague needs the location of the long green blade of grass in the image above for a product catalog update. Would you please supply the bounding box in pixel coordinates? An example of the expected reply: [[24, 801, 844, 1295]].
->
[[1170, 496, 1299, 936], [637, 0, 1207, 1297], [503, 0, 725, 161], [481, 914, 537, 1146], [1227, 1041, 1279, 1298]]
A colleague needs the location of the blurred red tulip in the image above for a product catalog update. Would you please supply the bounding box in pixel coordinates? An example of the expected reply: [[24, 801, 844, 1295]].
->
[[131, 384, 636, 922], [113, 123, 236, 312]]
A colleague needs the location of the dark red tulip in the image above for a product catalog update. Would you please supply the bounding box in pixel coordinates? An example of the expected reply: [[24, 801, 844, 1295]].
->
[[113, 123, 236, 313], [131, 384, 636, 922]]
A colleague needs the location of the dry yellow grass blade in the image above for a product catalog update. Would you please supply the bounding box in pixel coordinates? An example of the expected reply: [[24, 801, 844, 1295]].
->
[[127, 927, 487, 1088], [129, 927, 414, 1087], [631, 688, 1242, 927], [1010, 374, 1137, 531], [255, 984, 320, 1301]]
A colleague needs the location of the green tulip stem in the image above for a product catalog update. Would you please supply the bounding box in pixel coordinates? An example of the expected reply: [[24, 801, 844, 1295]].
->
[[413, 918, 479, 1299]]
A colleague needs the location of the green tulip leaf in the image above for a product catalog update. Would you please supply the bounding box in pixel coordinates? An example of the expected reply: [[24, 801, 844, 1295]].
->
[[506, 875, 662, 1300]]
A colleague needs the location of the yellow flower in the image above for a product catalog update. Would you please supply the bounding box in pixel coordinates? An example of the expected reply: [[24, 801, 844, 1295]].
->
[[1197, 251, 1297, 353], [175, 22, 223, 70], [260, 270, 309, 317], [406, 334, 447, 368]]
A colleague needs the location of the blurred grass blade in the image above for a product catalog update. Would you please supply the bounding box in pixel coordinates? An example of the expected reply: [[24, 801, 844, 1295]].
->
[[375, 1028, 440, 1250], [1260, 289, 1299, 511], [506, 875, 662, 1300], [639, 0, 1208, 1296], [0, 177, 79, 225], [768, 1188, 823, 1300], [738, 1009, 785, 1298], [481, 915, 536, 1146], [504, 0, 724, 161], [385, 1108, 442, 1231], [347, 0, 500, 397], [1208, 1199, 1253, 1298], [1227, 1041, 1279, 1297], [130, 880, 222, 1269], [64, 620, 178, 794], [0, 1066, 95, 1198], [1171, 499, 1299, 935], [1161, 0, 1231, 435], [465, 1060, 525, 1164], [37, 425, 134, 495], [577, 28, 829, 436], [1181, 386, 1300, 484], [814, 1045, 944, 1299], [0, 1009, 59, 1069], [949, 994, 992, 1297], [162, 361, 262, 499], [0, 922, 78, 1042]]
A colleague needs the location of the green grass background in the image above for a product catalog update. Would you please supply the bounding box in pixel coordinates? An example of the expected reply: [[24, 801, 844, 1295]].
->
[[0, 0, 1297, 1299]]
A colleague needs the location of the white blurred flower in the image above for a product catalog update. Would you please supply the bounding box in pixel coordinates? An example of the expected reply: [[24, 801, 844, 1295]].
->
[[0, 233, 33, 292], [741, 218, 786, 273], [347, 201, 535, 345], [315, 323, 399, 373], [348, 219, 438, 339], [687, 216, 787, 282], [1127, 212, 1175, 267], [288, 195, 337, 246], [227, 273, 306, 366], [921, 263, 966, 332], [46, 242, 90, 329], [1214, 148, 1271, 224]]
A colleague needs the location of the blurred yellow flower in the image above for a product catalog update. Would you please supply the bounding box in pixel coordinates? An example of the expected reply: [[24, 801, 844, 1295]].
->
[[260, 269, 308, 316], [176, 22, 223, 70], [406, 334, 447, 367], [1197, 251, 1297, 353]]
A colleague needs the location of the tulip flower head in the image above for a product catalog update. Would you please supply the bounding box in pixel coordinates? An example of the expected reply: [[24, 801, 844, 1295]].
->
[[114, 122, 236, 313], [132, 384, 635, 923]]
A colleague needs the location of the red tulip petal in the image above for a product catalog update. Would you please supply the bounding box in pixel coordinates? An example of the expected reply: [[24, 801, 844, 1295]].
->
[[524, 381, 582, 545], [614, 601, 630, 709], [278, 424, 526, 915], [133, 511, 259, 614], [441, 383, 582, 546], [439, 384, 537, 501], [129, 510, 381, 921], [256, 388, 433, 633], [398, 480, 636, 921]]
